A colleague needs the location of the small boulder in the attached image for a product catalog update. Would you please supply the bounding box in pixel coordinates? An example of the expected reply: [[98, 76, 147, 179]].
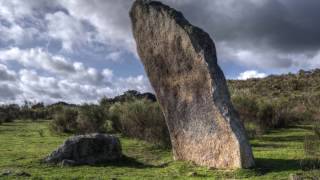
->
[[44, 133, 122, 165]]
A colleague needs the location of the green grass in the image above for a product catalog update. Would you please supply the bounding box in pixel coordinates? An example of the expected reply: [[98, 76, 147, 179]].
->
[[0, 121, 319, 179]]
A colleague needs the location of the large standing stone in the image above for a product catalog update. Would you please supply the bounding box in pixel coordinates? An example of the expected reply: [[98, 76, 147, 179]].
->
[[130, 0, 255, 169], [44, 134, 122, 166]]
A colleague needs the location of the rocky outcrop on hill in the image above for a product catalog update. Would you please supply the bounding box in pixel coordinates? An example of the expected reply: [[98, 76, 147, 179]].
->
[[130, 0, 254, 169], [105, 90, 156, 103]]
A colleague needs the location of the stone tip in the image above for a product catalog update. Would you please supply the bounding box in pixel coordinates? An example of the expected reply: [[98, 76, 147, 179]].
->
[[131, 0, 185, 20]]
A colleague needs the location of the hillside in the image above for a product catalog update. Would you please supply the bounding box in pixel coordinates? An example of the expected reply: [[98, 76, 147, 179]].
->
[[229, 69, 320, 104], [228, 69, 320, 132]]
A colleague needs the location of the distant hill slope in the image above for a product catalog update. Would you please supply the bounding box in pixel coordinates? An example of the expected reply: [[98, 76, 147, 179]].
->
[[228, 69, 320, 100], [47, 69, 320, 123], [228, 69, 320, 127], [105, 69, 320, 117]]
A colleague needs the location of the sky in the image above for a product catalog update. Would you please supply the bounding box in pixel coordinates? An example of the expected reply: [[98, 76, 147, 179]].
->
[[0, 0, 320, 104]]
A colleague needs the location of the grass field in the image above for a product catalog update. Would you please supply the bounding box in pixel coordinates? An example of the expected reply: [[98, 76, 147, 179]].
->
[[0, 120, 319, 179]]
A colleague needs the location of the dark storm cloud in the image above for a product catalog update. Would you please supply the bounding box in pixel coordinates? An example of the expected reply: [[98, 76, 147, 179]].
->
[[241, 0, 320, 52], [158, 0, 320, 70], [163, 0, 320, 52]]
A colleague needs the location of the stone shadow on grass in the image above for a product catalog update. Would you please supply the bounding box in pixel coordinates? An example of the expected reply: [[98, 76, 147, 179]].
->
[[254, 158, 302, 174], [259, 135, 305, 143], [93, 155, 153, 168], [70, 155, 172, 169], [251, 143, 285, 149]]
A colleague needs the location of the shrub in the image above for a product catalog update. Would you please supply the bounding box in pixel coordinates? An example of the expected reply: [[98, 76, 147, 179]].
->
[[0, 113, 3, 125], [232, 96, 265, 136], [243, 121, 260, 139], [315, 122, 320, 138], [0, 104, 20, 122], [256, 101, 274, 129], [0, 111, 9, 123], [49, 106, 78, 133], [232, 96, 295, 136], [50, 104, 107, 134], [109, 99, 170, 147], [76, 104, 106, 134], [270, 99, 294, 128], [232, 96, 258, 122], [257, 99, 295, 130]]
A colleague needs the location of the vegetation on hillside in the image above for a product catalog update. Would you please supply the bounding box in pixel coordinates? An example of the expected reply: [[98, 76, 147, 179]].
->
[[229, 69, 320, 136], [1, 69, 320, 143], [109, 99, 170, 147]]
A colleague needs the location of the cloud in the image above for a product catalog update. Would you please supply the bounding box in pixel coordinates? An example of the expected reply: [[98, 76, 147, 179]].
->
[[0, 0, 135, 60], [42, 74, 151, 104], [0, 0, 43, 22], [0, 47, 114, 85], [0, 0, 59, 45], [116, 75, 152, 94], [57, 0, 135, 53], [0, 64, 16, 81], [18, 69, 103, 104], [45, 11, 94, 51], [230, 48, 293, 68], [160, 0, 320, 71], [297, 50, 320, 69], [1, 0, 320, 70], [237, 70, 267, 80], [0, 67, 151, 104], [0, 1, 153, 104], [105, 51, 123, 62], [0, 47, 75, 73], [0, 83, 21, 100], [0, 22, 38, 45], [163, 0, 320, 51], [19, 69, 61, 100], [102, 69, 113, 81], [52, 0, 320, 70], [0, 57, 150, 104]]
